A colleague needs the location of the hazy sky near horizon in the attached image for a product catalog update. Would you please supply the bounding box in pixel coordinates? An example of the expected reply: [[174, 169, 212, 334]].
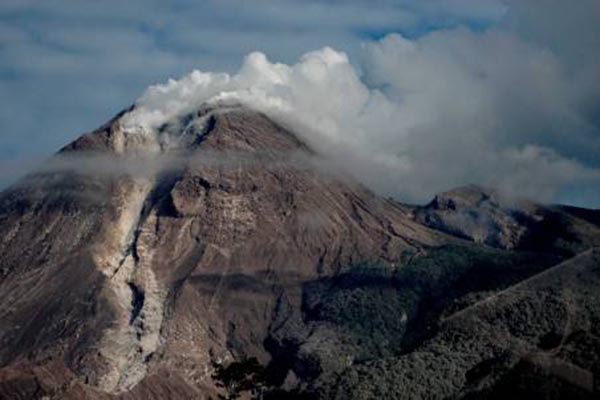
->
[[1, 0, 599, 206]]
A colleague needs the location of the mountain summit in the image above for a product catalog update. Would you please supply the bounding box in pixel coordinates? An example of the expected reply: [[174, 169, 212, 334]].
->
[[1, 105, 599, 399]]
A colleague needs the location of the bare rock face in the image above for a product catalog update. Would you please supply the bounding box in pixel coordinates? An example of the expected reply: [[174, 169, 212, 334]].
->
[[414, 185, 600, 255], [0, 105, 447, 398]]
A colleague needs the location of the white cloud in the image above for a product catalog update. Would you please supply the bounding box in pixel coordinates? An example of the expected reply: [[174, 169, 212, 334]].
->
[[359, 28, 600, 202], [1, 0, 599, 206], [122, 26, 600, 204]]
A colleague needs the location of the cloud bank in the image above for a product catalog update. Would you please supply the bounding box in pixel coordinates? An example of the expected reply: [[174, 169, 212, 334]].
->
[[122, 26, 600, 204], [2, 0, 599, 206]]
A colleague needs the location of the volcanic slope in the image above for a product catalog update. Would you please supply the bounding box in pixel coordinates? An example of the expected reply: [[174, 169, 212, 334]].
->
[[0, 105, 448, 399], [0, 104, 599, 399]]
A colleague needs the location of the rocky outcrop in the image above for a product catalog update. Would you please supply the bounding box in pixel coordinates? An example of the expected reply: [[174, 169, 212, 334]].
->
[[414, 185, 600, 255]]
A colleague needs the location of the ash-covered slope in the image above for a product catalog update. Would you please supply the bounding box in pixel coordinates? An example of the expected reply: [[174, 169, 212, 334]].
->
[[0, 105, 447, 399]]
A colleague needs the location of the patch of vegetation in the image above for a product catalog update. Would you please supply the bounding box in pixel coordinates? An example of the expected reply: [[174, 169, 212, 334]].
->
[[211, 357, 266, 400], [301, 245, 560, 358], [211, 357, 312, 400]]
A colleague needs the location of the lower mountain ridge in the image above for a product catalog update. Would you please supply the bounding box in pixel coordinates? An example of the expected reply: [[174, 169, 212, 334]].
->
[[1, 105, 599, 399]]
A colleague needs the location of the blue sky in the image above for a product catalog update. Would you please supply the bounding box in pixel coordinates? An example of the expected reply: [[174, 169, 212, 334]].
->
[[1, 0, 599, 206]]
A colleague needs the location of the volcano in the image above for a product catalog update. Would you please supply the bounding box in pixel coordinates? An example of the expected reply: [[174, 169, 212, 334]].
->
[[1, 104, 599, 399]]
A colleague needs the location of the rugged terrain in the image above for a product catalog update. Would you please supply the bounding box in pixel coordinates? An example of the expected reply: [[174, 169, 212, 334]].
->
[[0, 104, 599, 399]]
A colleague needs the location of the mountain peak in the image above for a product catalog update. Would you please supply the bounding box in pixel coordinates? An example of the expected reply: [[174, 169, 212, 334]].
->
[[415, 184, 600, 253], [429, 184, 498, 209], [0, 105, 448, 396], [62, 104, 309, 159]]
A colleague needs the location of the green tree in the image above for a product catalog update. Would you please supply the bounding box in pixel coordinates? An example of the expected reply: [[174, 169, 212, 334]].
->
[[211, 357, 268, 400], [211, 357, 312, 400]]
